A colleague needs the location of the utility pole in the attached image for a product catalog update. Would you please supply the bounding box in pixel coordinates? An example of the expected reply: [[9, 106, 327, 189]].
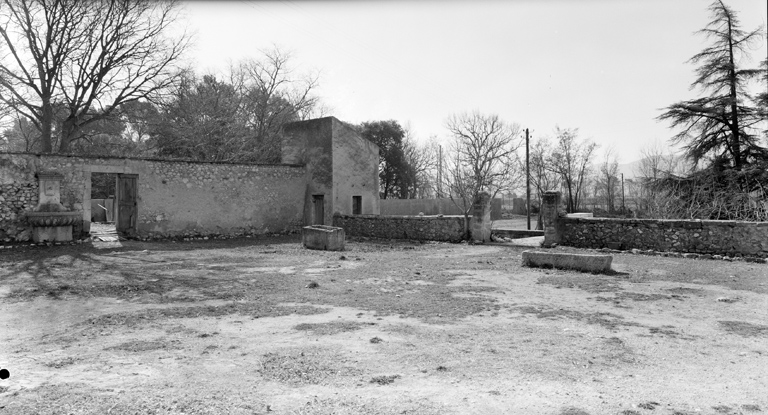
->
[[621, 172, 625, 214], [526, 128, 530, 230], [437, 145, 442, 198]]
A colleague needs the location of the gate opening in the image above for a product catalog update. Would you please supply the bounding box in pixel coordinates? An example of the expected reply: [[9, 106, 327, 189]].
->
[[90, 173, 118, 241]]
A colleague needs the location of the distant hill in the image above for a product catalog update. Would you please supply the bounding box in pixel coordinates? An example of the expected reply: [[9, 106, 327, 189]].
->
[[617, 159, 643, 179]]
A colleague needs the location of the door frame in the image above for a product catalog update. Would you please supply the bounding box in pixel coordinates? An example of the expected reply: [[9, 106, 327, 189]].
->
[[83, 166, 138, 235]]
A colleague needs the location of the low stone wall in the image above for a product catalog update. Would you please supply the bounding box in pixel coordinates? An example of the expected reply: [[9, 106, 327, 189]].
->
[[560, 217, 768, 258], [333, 214, 468, 242]]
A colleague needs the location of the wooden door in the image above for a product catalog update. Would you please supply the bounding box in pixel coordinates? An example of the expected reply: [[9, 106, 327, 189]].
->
[[117, 174, 138, 234], [312, 195, 324, 225]]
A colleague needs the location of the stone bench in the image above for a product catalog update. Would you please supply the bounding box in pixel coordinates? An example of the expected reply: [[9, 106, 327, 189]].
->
[[302, 225, 345, 251], [521, 250, 612, 273]]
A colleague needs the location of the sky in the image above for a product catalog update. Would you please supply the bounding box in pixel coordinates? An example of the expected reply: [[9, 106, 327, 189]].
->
[[179, 0, 767, 164]]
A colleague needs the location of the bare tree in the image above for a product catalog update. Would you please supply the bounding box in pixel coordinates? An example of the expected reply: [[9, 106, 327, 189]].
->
[[596, 146, 620, 213], [233, 47, 321, 162], [633, 140, 687, 217], [401, 126, 438, 199], [0, 0, 189, 153], [1, 114, 37, 151], [528, 136, 561, 229], [443, 111, 522, 236], [153, 48, 324, 163], [546, 127, 597, 213]]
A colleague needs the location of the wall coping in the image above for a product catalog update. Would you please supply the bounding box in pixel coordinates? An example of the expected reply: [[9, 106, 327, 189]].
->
[[0, 151, 305, 168], [560, 216, 768, 227], [334, 214, 470, 220]]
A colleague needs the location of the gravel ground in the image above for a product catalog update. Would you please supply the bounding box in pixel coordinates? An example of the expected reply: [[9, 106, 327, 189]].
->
[[1, 234, 766, 414]]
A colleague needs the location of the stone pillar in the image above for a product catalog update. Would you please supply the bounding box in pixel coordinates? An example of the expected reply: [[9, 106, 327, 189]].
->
[[542, 191, 562, 247], [471, 192, 491, 243]]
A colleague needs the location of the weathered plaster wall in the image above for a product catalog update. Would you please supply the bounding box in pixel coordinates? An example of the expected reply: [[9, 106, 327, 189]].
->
[[0, 152, 306, 242], [137, 158, 306, 239], [282, 118, 334, 225], [282, 116, 381, 224], [560, 217, 768, 258], [331, 118, 380, 216], [333, 214, 468, 242]]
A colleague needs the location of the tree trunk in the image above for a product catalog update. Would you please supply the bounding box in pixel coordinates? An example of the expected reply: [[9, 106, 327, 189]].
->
[[58, 118, 79, 153], [40, 99, 53, 153], [726, 13, 741, 170]]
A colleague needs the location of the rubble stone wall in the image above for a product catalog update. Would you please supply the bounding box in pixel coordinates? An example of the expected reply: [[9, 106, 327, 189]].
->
[[560, 217, 768, 258], [333, 214, 468, 242]]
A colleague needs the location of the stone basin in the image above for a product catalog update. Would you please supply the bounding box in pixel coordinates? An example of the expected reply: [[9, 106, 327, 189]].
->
[[302, 225, 345, 251], [25, 211, 82, 227]]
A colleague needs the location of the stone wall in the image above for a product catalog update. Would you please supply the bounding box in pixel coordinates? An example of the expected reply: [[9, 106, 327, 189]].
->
[[560, 217, 768, 257], [331, 119, 380, 217], [541, 191, 768, 258], [0, 181, 38, 242], [282, 118, 334, 225], [282, 117, 381, 225], [333, 214, 468, 242], [0, 152, 306, 242]]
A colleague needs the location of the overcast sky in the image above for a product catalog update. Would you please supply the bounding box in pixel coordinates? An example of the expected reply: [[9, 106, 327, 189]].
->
[[180, 0, 767, 164]]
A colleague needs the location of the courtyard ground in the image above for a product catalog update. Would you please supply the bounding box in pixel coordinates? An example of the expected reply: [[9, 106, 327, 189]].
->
[[0, 235, 766, 415]]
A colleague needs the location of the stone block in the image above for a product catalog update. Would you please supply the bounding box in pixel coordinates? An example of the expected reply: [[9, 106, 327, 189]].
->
[[492, 229, 544, 239], [521, 250, 613, 273], [32, 225, 72, 243], [303, 225, 345, 251], [565, 212, 594, 219]]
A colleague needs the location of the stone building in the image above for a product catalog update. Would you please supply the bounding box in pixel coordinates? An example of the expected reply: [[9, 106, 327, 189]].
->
[[0, 116, 379, 242]]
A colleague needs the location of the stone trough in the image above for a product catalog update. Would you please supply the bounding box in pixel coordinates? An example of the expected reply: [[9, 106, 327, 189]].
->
[[522, 250, 613, 273], [302, 225, 345, 251]]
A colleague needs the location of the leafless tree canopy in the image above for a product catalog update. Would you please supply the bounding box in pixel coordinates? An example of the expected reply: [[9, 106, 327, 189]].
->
[[150, 47, 325, 163], [545, 127, 597, 213], [0, 0, 190, 153], [443, 111, 522, 215], [596, 146, 620, 213]]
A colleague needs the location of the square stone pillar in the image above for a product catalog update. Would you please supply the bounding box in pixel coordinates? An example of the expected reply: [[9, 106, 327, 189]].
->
[[542, 191, 562, 247], [471, 192, 492, 243]]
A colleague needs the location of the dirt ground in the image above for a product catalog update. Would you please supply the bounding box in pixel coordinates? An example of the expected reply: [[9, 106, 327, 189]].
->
[[1, 235, 766, 415]]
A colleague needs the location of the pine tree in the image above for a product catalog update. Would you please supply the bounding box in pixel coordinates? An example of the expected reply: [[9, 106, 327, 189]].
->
[[658, 0, 766, 171]]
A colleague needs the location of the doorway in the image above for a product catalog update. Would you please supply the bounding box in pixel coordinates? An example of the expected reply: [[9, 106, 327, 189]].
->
[[90, 173, 118, 241], [312, 194, 324, 225], [89, 172, 137, 241]]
